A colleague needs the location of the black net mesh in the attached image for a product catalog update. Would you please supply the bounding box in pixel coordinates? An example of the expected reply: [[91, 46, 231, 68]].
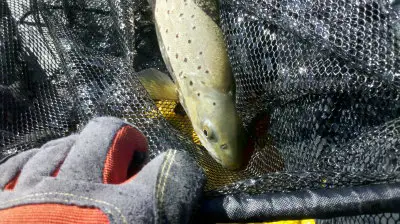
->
[[213, 0, 400, 193], [0, 0, 399, 222]]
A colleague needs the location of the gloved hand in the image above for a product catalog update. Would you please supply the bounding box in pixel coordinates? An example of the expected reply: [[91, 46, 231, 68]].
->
[[0, 117, 205, 224]]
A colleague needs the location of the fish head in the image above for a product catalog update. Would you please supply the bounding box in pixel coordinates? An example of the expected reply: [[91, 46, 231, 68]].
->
[[192, 91, 247, 170]]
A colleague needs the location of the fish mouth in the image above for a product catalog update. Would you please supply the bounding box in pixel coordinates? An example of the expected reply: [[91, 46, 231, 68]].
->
[[207, 148, 242, 170], [210, 153, 222, 164], [204, 150, 244, 170], [221, 161, 243, 171]]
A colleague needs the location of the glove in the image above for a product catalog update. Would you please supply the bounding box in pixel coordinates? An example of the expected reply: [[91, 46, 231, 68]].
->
[[0, 117, 205, 224]]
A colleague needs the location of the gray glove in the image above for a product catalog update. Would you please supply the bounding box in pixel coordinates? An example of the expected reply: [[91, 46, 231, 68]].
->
[[0, 117, 205, 224]]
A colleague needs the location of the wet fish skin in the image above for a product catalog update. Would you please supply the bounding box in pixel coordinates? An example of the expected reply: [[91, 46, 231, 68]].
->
[[141, 0, 247, 170]]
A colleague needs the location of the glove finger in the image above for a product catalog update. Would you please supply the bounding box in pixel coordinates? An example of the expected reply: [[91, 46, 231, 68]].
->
[[0, 149, 40, 191], [155, 150, 205, 223], [13, 135, 78, 191], [57, 117, 148, 184], [120, 149, 205, 224]]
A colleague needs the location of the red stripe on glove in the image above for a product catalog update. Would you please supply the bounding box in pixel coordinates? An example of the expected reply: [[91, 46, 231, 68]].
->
[[0, 204, 109, 223], [103, 125, 148, 184], [4, 171, 20, 191]]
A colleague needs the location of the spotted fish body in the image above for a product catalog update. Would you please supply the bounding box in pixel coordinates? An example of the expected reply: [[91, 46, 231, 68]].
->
[[146, 0, 247, 170]]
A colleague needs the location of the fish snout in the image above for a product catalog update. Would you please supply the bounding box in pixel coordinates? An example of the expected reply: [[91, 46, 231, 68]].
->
[[219, 144, 244, 170], [220, 157, 244, 170]]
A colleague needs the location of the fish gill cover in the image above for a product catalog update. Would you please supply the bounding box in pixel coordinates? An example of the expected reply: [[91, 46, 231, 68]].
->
[[0, 0, 399, 223]]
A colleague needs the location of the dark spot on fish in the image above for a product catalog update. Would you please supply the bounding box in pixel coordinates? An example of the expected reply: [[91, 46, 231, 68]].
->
[[213, 102, 216, 106], [197, 66, 202, 70], [191, 15, 194, 18], [189, 81, 193, 86], [201, 81, 205, 84], [166, 29, 168, 33], [188, 40, 191, 44], [199, 51, 203, 55], [197, 93, 200, 96], [220, 144, 228, 150], [184, 58, 188, 62], [180, 13, 183, 17], [183, 76, 187, 79], [167, 10, 170, 14], [192, 26, 196, 30], [176, 34, 179, 38], [205, 70, 209, 74], [203, 129, 208, 136], [179, 71, 183, 77], [176, 54, 179, 59]]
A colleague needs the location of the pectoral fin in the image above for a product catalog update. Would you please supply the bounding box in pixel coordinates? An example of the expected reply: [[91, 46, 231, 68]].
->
[[136, 68, 178, 101]]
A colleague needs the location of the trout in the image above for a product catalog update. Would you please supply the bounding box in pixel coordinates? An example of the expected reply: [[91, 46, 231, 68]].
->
[[138, 0, 247, 170]]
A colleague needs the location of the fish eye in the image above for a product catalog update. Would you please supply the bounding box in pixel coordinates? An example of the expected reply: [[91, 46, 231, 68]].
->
[[202, 120, 218, 142], [202, 126, 213, 139]]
